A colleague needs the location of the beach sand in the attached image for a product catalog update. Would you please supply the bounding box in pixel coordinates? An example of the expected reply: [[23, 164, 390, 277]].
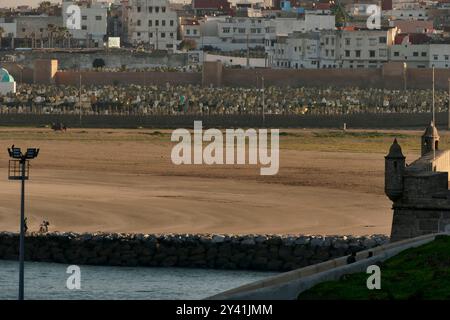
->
[[0, 128, 425, 236]]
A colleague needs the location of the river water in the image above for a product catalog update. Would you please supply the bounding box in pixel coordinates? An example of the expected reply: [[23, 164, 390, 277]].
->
[[0, 260, 277, 300]]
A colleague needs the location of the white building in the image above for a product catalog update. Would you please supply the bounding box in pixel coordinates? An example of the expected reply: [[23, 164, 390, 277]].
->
[[338, 28, 397, 69], [63, 0, 108, 48], [270, 27, 399, 69], [383, 9, 429, 21], [271, 31, 321, 69], [216, 16, 266, 49], [390, 43, 429, 68], [265, 14, 336, 65], [0, 18, 17, 39], [429, 44, 450, 68], [127, 0, 178, 50]]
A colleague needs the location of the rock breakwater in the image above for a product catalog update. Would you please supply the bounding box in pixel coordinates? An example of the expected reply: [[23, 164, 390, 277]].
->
[[0, 232, 389, 271]]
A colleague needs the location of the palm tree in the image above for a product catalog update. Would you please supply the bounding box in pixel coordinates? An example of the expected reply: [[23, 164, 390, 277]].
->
[[47, 24, 56, 48], [0, 27, 4, 49], [38, 1, 52, 15]]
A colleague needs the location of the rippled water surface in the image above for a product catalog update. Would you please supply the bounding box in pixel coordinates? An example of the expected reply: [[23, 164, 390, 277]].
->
[[0, 260, 277, 300]]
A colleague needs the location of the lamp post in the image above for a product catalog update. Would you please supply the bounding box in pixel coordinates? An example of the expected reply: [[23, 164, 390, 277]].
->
[[7, 146, 39, 301]]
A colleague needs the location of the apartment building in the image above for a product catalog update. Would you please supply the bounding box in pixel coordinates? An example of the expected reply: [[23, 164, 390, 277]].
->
[[429, 43, 450, 68], [217, 16, 266, 49], [15, 15, 62, 39], [62, 0, 108, 48], [390, 43, 429, 68], [265, 13, 336, 65], [271, 31, 321, 68], [338, 28, 397, 68], [127, 0, 178, 50], [270, 27, 398, 69]]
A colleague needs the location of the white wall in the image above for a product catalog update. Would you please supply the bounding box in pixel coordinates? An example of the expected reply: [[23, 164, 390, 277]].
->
[[63, 0, 108, 43], [205, 53, 266, 67]]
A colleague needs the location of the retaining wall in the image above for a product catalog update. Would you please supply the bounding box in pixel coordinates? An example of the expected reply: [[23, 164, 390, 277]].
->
[[0, 232, 389, 272], [0, 112, 448, 129]]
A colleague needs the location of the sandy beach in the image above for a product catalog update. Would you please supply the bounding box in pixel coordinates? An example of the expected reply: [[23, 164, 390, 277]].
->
[[0, 128, 424, 236]]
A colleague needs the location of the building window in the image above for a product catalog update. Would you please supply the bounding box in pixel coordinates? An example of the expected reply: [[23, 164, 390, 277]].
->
[[355, 50, 361, 57], [137, 20, 141, 26], [82, 15, 87, 20], [345, 38, 350, 45], [345, 50, 350, 57], [379, 36, 387, 43], [369, 38, 377, 46], [149, 6, 153, 13], [434, 55, 438, 60], [170, 32, 173, 37], [161, 32, 166, 38], [148, 20, 152, 27], [369, 50, 376, 58], [421, 52, 427, 57], [356, 38, 362, 47], [149, 32, 153, 38], [137, 6, 141, 12], [394, 51, 400, 57], [193, 29, 197, 35], [379, 48, 387, 57], [82, 25, 87, 30], [223, 27, 230, 33], [137, 32, 141, 36], [162, 20, 166, 26], [96, 16, 102, 21], [446, 55, 449, 60], [413, 52, 418, 57], [155, 20, 159, 26], [155, 6, 159, 13], [162, 6, 166, 13], [186, 29, 190, 35], [170, 20, 174, 26]]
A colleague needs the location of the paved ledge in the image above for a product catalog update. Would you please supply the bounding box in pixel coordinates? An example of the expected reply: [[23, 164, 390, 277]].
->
[[206, 233, 445, 300]]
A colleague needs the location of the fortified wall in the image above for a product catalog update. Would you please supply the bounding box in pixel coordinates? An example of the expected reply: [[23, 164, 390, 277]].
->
[[0, 232, 388, 271], [386, 123, 450, 241], [4, 58, 450, 90]]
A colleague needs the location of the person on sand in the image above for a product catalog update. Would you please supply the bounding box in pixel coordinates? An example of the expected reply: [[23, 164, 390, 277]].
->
[[23, 217, 28, 233], [39, 220, 50, 233]]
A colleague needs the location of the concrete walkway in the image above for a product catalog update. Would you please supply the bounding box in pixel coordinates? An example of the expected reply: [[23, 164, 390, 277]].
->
[[206, 233, 446, 300]]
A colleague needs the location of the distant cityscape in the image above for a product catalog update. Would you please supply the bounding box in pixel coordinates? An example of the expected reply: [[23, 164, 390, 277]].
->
[[0, 1, 449, 69]]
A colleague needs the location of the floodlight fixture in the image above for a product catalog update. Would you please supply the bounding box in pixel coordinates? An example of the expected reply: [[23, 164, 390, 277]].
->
[[7, 146, 40, 161], [8, 147, 23, 159], [25, 148, 39, 159]]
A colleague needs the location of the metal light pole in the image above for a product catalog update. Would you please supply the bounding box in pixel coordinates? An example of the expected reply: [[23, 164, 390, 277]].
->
[[19, 158, 25, 300], [448, 79, 450, 130], [7, 146, 39, 301], [262, 76, 265, 126]]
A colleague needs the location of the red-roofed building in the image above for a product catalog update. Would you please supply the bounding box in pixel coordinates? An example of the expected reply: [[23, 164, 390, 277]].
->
[[192, 0, 232, 16], [394, 33, 431, 45]]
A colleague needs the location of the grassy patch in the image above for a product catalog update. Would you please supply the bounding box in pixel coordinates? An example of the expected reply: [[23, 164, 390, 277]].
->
[[298, 235, 450, 300]]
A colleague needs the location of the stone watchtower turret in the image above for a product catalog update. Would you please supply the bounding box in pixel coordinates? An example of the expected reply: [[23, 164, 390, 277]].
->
[[421, 121, 439, 156], [385, 139, 406, 201]]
